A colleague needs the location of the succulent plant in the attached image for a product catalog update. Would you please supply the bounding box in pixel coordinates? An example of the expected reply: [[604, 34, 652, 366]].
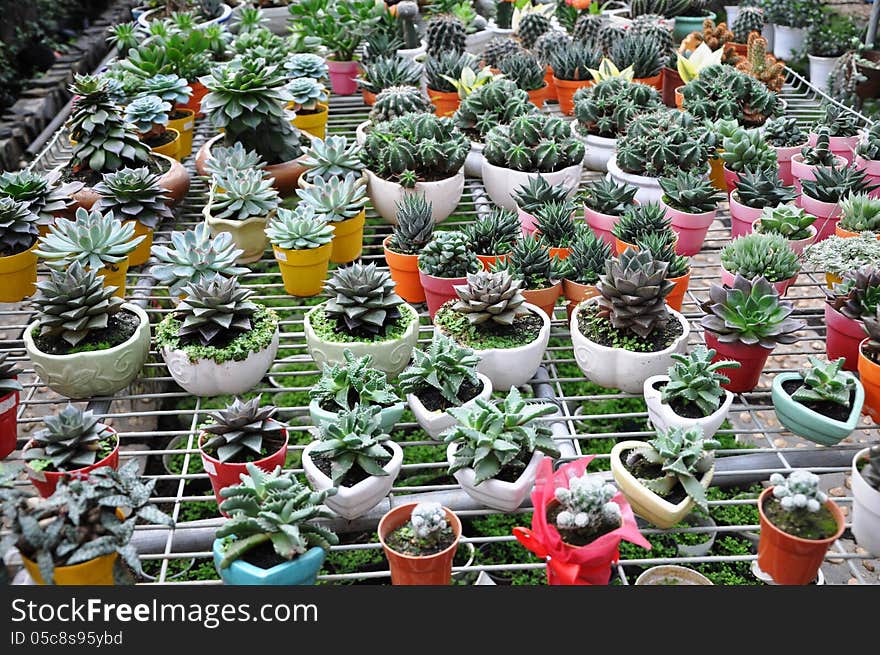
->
[[426, 15, 466, 56], [572, 12, 605, 44], [31, 262, 124, 347], [310, 404, 393, 485], [497, 51, 545, 92], [358, 55, 423, 95], [609, 33, 664, 79], [735, 32, 785, 93], [839, 194, 880, 233], [285, 53, 330, 84], [400, 333, 481, 405], [151, 223, 249, 296], [659, 170, 722, 214], [763, 116, 808, 148], [544, 40, 600, 82], [264, 204, 334, 252], [681, 64, 780, 127], [310, 350, 400, 411], [533, 29, 572, 67], [731, 5, 765, 43], [296, 172, 367, 223], [0, 197, 39, 257], [451, 269, 528, 326], [720, 128, 778, 173], [481, 37, 523, 68], [791, 356, 853, 406], [216, 463, 337, 567], [814, 103, 861, 138], [288, 77, 327, 111], [755, 205, 816, 240], [829, 265, 880, 321], [452, 78, 535, 142], [0, 169, 83, 228], [801, 164, 879, 205], [635, 231, 689, 279], [380, 194, 432, 255], [629, 0, 691, 17], [210, 168, 280, 221], [369, 85, 435, 123], [92, 167, 173, 231], [662, 346, 739, 416], [0, 352, 22, 395], [137, 73, 192, 105], [442, 387, 558, 484], [593, 248, 673, 340], [516, 11, 552, 49], [513, 175, 569, 216], [553, 469, 622, 537], [425, 51, 478, 93], [300, 136, 364, 184], [769, 470, 827, 514], [495, 235, 557, 291], [404, 501, 450, 549], [800, 126, 837, 167], [35, 207, 142, 272], [805, 234, 880, 278], [856, 122, 880, 161], [701, 274, 804, 348], [628, 425, 718, 510], [534, 201, 578, 248], [630, 13, 676, 54], [582, 178, 638, 216], [611, 203, 673, 245], [322, 262, 404, 337], [573, 77, 663, 139], [201, 396, 285, 464], [483, 114, 585, 173], [558, 228, 612, 286], [462, 207, 520, 256], [174, 275, 259, 347], [418, 231, 480, 278], [596, 23, 627, 56], [616, 109, 715, 178], [204, 142, 266, 180], [124, 94, 172, 134], [24, 404, 115, 471], [733, 167, 799, 209], [721, 233, 800, 282]]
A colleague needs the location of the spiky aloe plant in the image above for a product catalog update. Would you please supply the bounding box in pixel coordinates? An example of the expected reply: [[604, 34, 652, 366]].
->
[[309, 404, 394, 485], [210, 168, 280, 221], [659, 170, 722, 213], [534, 201, 578, 248], [734, 168, 799, 209], [0, 169, 83, 227], [451, 270, 528, 326], [34, 208, 143, 272], [609, 33, 664, 79], [265, 205, 334, 251], [400, 333, 481, 405], [463, 208, 520, 256], [93, 167, 174, 231], [498, 51, 546, 92], [386, 193, 433, 255], [801, 165, 879, 204], [23, 405, 115, 472], [611, 203, 673, 246], [323, 262, 405, 337], [582, 178, 638, 216], [662, 346, 739, 416], [513, 175, 571, 215], [800, 126, 837, 166], [201, 396, 286, 464], [426, 50, 480, 93], [496, 236, 556, 291], [0, 197, 40, 257], [558, 228, 612, 286], [300, 136, 364, 183], [358, 55, 424, 95], [310, 350, 401, 411]]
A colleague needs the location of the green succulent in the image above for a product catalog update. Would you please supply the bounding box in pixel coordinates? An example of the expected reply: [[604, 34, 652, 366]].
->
[[801, 165, 879, 204], [201, 396, 286, 464], [0, 197, 39, 257], [611, 203, 672, 245], [582, 178, 638, 216], [24, 405, 115, 472], [203, 142, 266, 180], [681, 64, 780, 128], [175, 275, 259, 347], [451, 269, 528, 326], [533, 29, 572, 67], [426, 51, 478, 93], [721, 233, 800, 283], [800, 127, 837, 167], [462, 207, 521, 256], [731, 5, 765, 43], [323, 262, 404, 337], [616, 109, 715, 178], [369, 85, 435, 124], [831, 265, 880, 321], [573, 77, 663, 139], [265, 205, 334, 251], [210, 168, 280, 221], [804, 234, 880, 278], [399, 333, 481, 404], [288, 77, 327, 111], [495, 235, 557, 291], [514, 174, 571, 215], [839, 194, 880, 233], [733, 168, 799, 209], [609, 33, 664, 79], [595, 248, 673, 339], [515, 12, 552, 49], [296, 172, 367, 223], [452, 78, 535, 142], [720, 128, 778, 173], [558, 228, 612, 286], [534, 201, 578, 248], [763, 116, 808, 148], [137, 73, 193, 105], [418, 231, 480, 278], [93, 167, 174, 231], [483, 114, 585, 173], [300, 136, 365, 183], [662, 346, 739, 417], [124, 94, 172, 133], [856, 122, 880, 161], [284, 53, 330, 84], [310, 350, 401, 411], [814, 103, 860, 138], [358, 55, 423, 95], [635, 231, 689, 279], [0, 169, 83, 227], [659, 170, 722, 213], [481, 37, 523, 68], [386, 193, 434, 255], [498, 52, 546, 92], [35, 208, 143, 271], [791, 356, 853, 406], [309, 404, 393, 485], [755, 205, 816, 241], [426, 14, 466, 56], [0, 352, 22, 395], [547, 40, 601, 81]]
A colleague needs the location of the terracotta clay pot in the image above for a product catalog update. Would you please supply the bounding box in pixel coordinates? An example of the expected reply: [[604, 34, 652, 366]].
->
[[476, 252, 508, 271], [383, 235, 425, 303], [427, 88, 460, 117], [661, 66, 683, 108], [379, 502, 461, 585], [178, 80, 208, 117], [553, 76, 591, 115], [522, 281, 562, 320], [633, 73, 662, 90], [527, 84, 551, 108], [362, 89, 377, 106], [666, 270, 691, 312], [562, 279, 598, 319], [544, 66, 557, 101]]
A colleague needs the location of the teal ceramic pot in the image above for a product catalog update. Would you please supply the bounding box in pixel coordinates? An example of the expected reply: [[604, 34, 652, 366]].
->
[[213, 540, 326, 585], [771, 372, 865, 445], [673, 14, 712, 41], [309, 399, 405, 433]]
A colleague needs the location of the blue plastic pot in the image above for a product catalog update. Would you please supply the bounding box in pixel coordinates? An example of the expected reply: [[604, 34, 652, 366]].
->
[[771, 372, 864, 446], [213, 539, 326, 585]]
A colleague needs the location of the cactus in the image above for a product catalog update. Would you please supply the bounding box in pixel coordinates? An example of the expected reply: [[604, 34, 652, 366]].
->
[[731, 6, 765, 44], [426, 15, 466, 56], [483, 114, 584, 173], [369, 85, 434, 123], [616, 109, 714, 178], [770, 470, 827, 513], [736, 33, 785, 92], [573, 77, 663, 139], [516, 12, 551, 49], [453, 78, 534, 142], [554, 473, 621, 537], [481, 37, 523, 68], [396, 1, 421, 49], [680, 64, 780, 127], [409, 502, 450, 547]]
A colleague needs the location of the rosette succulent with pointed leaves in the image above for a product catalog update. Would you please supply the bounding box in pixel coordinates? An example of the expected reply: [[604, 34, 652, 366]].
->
[[23, 405, 115, 471], [558, 228, 612, 286], [681, 64, 780, 127], [418, 230, 480, 279], [547, 40, 601, 82], [93, 167, 173, 231], [300, 136, 365, 183], [0, 169, 83, 227], [573, 77, 663, 139], [203, 142, 266, 180], [284, 53, 330, 84], [386, 193, 434, 255], [265, 205, 334, 251], [124, 94, 172, 135], [609, 33, 664, 79], [296, 172, 367, 223], [534, 201, 578, 248], [498, 51, 546, 92], [0, 352, 22, 395], [495, 236, 557, 291], [288, 77, 328, 112], [857, 122, 880, 161], [137, 73, 192, 105], [201, 396, 286, 464], [174, 275, 259, 347], [659, 170, 723, 214], [662, 346, 739, 416], [720, 127, 778, 173], [309, 404, 393, 485], [451, 269, 528, 326], [463, 207, 520, 256], [763, 116, 808, 148], [310, 350, 401, 411], [399, 333, 481, 404], [452, 78, 535, 142], [442, 387, 559, 484], [582, 178, 638, 216], [801, 165, 879, 205], [616, 109, 715, 178], [734, 168, 799, 209], [151, 223, 249, 296], [838, 194, 880, 233], [755, 205, 816, 241], [34, 208, 143, 271], [720, 233, 800, 283], [483, 113, 585, 173], [513, 174, 570, 215], [814, 102, 860, 138], [700, 274, 804, 348], [31, 262, 124, 347], [0, 197, 40, 257], [369, 85, 435, 124], [359, 55, 423, 96], [210, 167, 280, 221], [828, 265, 880, 322], [323, 262, 404, 337], [611, 203, 673, 246]]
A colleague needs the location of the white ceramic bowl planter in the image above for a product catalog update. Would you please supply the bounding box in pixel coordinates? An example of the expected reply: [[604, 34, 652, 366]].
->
[[397, 40, 427, 61], [407, 373, 493, 439], [447, 443, 544, 512], [481, 160, 582, 211], [365, 168, 464, 224], [464, 141, 485, 178], [851, 447, 880, 557], [606, 157, 663, 204], [302, 440, 404, 520], [465, 28, 493, 55], [580, 133, 616, 173], [138, 3, 232, 29], [643, 374, 733, 438], [570, 298, 691, 394]]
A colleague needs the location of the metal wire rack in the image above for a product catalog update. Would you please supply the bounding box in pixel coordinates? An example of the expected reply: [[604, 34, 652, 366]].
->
[[3, 70, 879, 586]]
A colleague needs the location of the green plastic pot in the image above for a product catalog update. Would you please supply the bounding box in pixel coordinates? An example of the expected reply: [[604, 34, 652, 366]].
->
[[770, 372, 864, 446]]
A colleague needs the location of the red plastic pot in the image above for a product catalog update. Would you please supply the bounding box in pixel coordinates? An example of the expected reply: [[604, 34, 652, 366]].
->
[[661, 200, 716, 256], [729, 191, 763, 238], [854, 155, 880, 199], [825, 304, 862, 372], [419, 270, 467, 320], [704, 331, 773, 393], [178, 80, 208, 118], [327, 60, 359, 95], [24, 430, 120, 498], [200, 429, 289, 509], [757, 486, 845, 585], [775, 142, 808, 187], [0, 388, 18, 459], [378, 502, 461, 585], [799, 191, 841, 242]]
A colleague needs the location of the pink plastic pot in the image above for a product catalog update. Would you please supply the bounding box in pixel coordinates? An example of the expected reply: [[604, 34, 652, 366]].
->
[[723, 165, 740, 195], [825, 304, 863, 372], [419, 270, 467, 320], [660, 200, 716, 256], [516, 205, 538, 236], [790, 153, 848, 194], [327, 60, 359, 95], [721, 266, 795, 297], [775, 142, 809, 186], [808, 132, 859, 164], [584, 203, 637, 248], [799, 191, 841, 242], [704, 331, 774, 393], [0, 388, 18, 459], [854, 155, 880, 199], [729, 192, 764, 238]]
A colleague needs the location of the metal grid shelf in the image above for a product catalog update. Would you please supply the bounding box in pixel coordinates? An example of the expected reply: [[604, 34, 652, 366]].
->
[[3, 71, 879, 586]]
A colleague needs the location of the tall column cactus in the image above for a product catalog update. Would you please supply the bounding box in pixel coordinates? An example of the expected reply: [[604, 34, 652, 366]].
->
[[396, 1, 421, 50]]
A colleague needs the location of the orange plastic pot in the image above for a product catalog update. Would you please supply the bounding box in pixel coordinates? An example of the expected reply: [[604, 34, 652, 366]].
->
[[548, 246, 571, 260], [379, 502, 461, 585], [826, 272, 842, 288], [614, 237, 636, 255], [522, 280, 562, 320], [858, 338, 880, 422], [634, 74, 662, 91], [835, 224, 880, 239], [757, 486, 844, 585], [362, 89, 377, 106], [674, 85, 684, 109], [476, 252, 509, 271], [178, 80, 208, 118], [383, 236, 425, 303], [552, 76, 591, 115], [527, 83, 551, 108], [665, 270, 691, 312], [428, 88, 460, 117], [562, 278, 598, 319], [544, 66, 557, 101]]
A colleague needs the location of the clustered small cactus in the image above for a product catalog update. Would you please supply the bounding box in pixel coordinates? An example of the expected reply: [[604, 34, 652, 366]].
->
[[483, 113, 585, 173], [409, 502, 450, 547], [554, 474, 621, 533], [770, 470, 827, 513]]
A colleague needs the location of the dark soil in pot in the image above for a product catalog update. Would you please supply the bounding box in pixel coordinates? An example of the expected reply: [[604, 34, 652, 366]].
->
[[143, 131, 176, 148], [762, 495, 839, 540], [318, 390, 396, 413], [623, 450, 687, 505], [578, 304, 683, 352], [780, 378, 855, 422], [33, 309, 140, 355], [547, 502, 620, 547], [652, 380, 711, 419], [385, 523, 456, 556], [168, 109, 190, 121], [415, 378, 483, 412], [312, 453, 389, 488], [435, 303, 543, 349], [239, 539, 288, 570]]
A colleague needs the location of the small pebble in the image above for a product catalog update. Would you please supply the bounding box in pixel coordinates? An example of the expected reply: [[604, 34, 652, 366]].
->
[[774, 438, 787, 448], [845, 475, 852, 489], [829, 487, 846, 497], [848, 577, 860, 585], [864, 561, 875, 572]]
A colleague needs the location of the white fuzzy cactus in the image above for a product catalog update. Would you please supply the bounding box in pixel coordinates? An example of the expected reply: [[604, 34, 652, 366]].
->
[[410, 502, 447, 543], [771, 470, 827, 513], [554, 474, 621, 531]]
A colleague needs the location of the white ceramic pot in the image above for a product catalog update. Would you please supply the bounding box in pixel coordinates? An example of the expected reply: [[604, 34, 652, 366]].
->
[[635, 564, 713, 585], [570, 297, 690, 393], [481, 160, 583, 211], [355, 120, 369, 147], [643, 374, 733, 439], [24, 303, 151, 399], [580, 133, 616, 173], [488, 25, 513, 37], [407, 373, 493, 439], [138, 3, 232, 29], [851, 447, 880, 557], [447, 443, 545, 512], [365, 168, 464, 224], [773, 24, 805, 60], [261, 5, 291, 34], [808, 54, 841, 92], [161, 329, 279, 397], [302, 439, 403, 520], [465, 28, 494, 55], [724, 5, 741, 27], [763, 23, 775, 51], [434, 303, 551, 391], [303, 302, 420, 378], [309, 399, 406, 434], [464, 140, 485, 178], [397, 40, 427, 61], [607, 157, 663, 205]]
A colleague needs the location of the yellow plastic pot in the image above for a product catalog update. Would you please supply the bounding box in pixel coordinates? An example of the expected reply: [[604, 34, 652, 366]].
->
[[127, 221, 154, 267], [149, 128, 181, 161], [330, 210, 366, 264], [273, 242, 333, 297], [709, 153, 727, 192], [98, 258, 130, 298], [167, 109, 195, 159], [827, 272, 843, 288], [292, 103, 329, 140], [22, 552, 117, 585], [0, 245, 38, 302]]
